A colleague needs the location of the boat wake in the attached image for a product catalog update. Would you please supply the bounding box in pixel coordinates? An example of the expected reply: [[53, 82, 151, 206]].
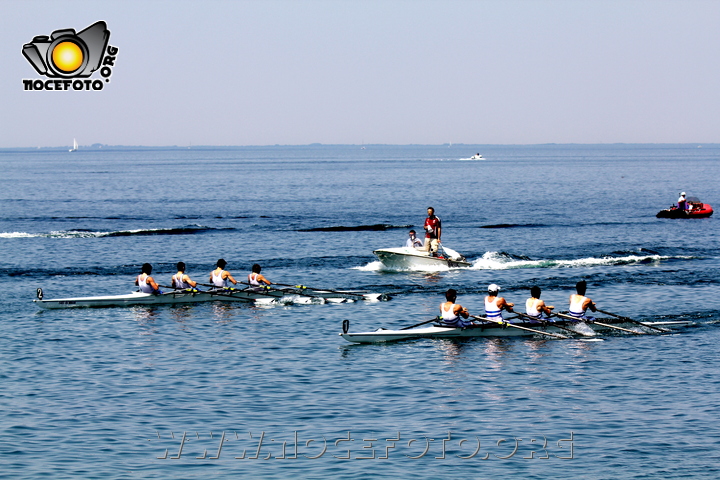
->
[[353, 260, 456, 273], [356, 251, 693, 272], [254, 295, 330, 306], [468, 251, 675, 270]]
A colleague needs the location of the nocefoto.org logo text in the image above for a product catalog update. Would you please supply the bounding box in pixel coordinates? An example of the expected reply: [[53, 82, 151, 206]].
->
[[22, 20, 118, 91]]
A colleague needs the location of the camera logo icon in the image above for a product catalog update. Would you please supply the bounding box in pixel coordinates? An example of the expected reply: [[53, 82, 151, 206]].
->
[[22, 21, 110, 78]]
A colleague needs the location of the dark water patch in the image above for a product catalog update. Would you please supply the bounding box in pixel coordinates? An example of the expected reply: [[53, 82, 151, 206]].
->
[[480, 223, 534, 229], [103, 226, 224, 237], [298, 224, 413, 232]]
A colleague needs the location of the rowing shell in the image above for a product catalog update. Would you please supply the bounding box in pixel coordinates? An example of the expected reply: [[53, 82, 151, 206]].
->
[[339, 318, 692, 343], [33, 287, 284, 309], [33, 285, 387, 309]]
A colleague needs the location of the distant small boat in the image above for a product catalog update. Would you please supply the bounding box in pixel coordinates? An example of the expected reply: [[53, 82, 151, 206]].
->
[[69, 138, 78, 152], [656, 197, 713, 218], [470, 153, 483, 160]]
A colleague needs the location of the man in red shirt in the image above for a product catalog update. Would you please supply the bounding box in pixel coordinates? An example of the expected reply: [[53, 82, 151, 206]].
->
[[423, 207, 441, 255]]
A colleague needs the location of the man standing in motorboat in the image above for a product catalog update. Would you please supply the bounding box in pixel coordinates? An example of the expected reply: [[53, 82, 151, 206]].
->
[[210, 258, 238, 288], [526, 286, 554, 320], [136, 263, 161, 294], [172, 262, 197, 290], [440, 289, 473, 327], [677, 192, 687, 212], [485, 284, 514, 322], [423, 207, 442, 256], [405, 230, 424, 249], [568, 280, 596, 320]]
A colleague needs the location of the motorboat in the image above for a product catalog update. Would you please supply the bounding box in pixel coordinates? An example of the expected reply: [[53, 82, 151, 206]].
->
[[656, 197, 713, 218], [372, 245, 471, 270], [470, 153, 483, 160]]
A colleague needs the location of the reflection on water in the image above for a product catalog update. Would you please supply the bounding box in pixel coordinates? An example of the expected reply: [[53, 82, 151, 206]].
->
[[132, 306, 161, 335]]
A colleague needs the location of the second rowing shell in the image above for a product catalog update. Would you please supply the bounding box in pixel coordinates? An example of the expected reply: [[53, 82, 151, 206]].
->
[[340, 319, 692, 343]]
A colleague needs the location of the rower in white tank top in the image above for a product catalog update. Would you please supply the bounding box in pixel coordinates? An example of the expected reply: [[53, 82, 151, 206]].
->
[[568, 295, 588, 316], [439, 289, 472, 328], [568, 280, 596, 320], [135, 263, 160, 294], [173, 272, 191, 289], [171, 262, 197, 290], [440, 303, 471, 327], [526, 298, 543, 318], [568, 294, 595, 320], [211, 269, 228, 288], [209, 259, 237, 289], [248, 264, 271, 288], [137, 274, 155, 293], [485, 297, 503, 320], [441, 302, 458, 322], [525, 286, 554, 321], [484, 284, 514, 322]]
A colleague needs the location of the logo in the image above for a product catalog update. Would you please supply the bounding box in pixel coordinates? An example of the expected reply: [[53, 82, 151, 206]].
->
[[22, 21, 118, 91]]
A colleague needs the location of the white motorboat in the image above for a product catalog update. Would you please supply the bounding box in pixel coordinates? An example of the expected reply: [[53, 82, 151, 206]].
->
[[372, 246, 471, 270], [340, 318, 692, 343], [470, 153, 483, 160]]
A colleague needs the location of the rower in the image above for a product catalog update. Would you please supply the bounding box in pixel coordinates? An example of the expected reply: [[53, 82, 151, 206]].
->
[[440, 289, 473, 327], [568, 280, 596, 320], [485, 284, 514, 322], [136, 263, 161, 294], [248, 264, 271, 289], [172, 262, 197, 290], [525, 286, 554, 321], [210, 259, 237, 289]]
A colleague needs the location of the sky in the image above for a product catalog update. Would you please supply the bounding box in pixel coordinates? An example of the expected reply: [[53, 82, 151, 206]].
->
[[2, 0, 719, 147]]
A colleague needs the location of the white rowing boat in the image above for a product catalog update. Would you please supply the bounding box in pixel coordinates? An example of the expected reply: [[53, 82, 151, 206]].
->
[[34, 284, 388, 309], [339, 318, 692, 343], [33, 287, 285, 309], [373, 246, 471, 270]]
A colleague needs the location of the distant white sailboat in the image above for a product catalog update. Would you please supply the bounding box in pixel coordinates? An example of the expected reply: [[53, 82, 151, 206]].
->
[[69, 138, 78, 152]]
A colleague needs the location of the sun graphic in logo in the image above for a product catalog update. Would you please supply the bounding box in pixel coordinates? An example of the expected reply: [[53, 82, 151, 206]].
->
[[51, 41, 84, 73]]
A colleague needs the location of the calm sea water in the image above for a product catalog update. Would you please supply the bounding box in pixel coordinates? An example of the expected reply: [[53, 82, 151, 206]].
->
[[1, 144, 719, 479]]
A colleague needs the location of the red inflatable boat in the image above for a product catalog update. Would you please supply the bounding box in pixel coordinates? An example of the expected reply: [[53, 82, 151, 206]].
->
[[656, 197, 714, 218]]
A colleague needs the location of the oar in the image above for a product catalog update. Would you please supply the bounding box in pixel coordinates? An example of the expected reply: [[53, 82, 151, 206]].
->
[[513, 311, 595, 337], [271, 282, 368, 299], [400, 316, 442, 330], [554, 312, 646, 335], [595, 309, 669, 333], [158, 284, 203, 293], [470, 315, 568, 339], [237, 281, 325, 299], [196, 283, 277, 301]]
